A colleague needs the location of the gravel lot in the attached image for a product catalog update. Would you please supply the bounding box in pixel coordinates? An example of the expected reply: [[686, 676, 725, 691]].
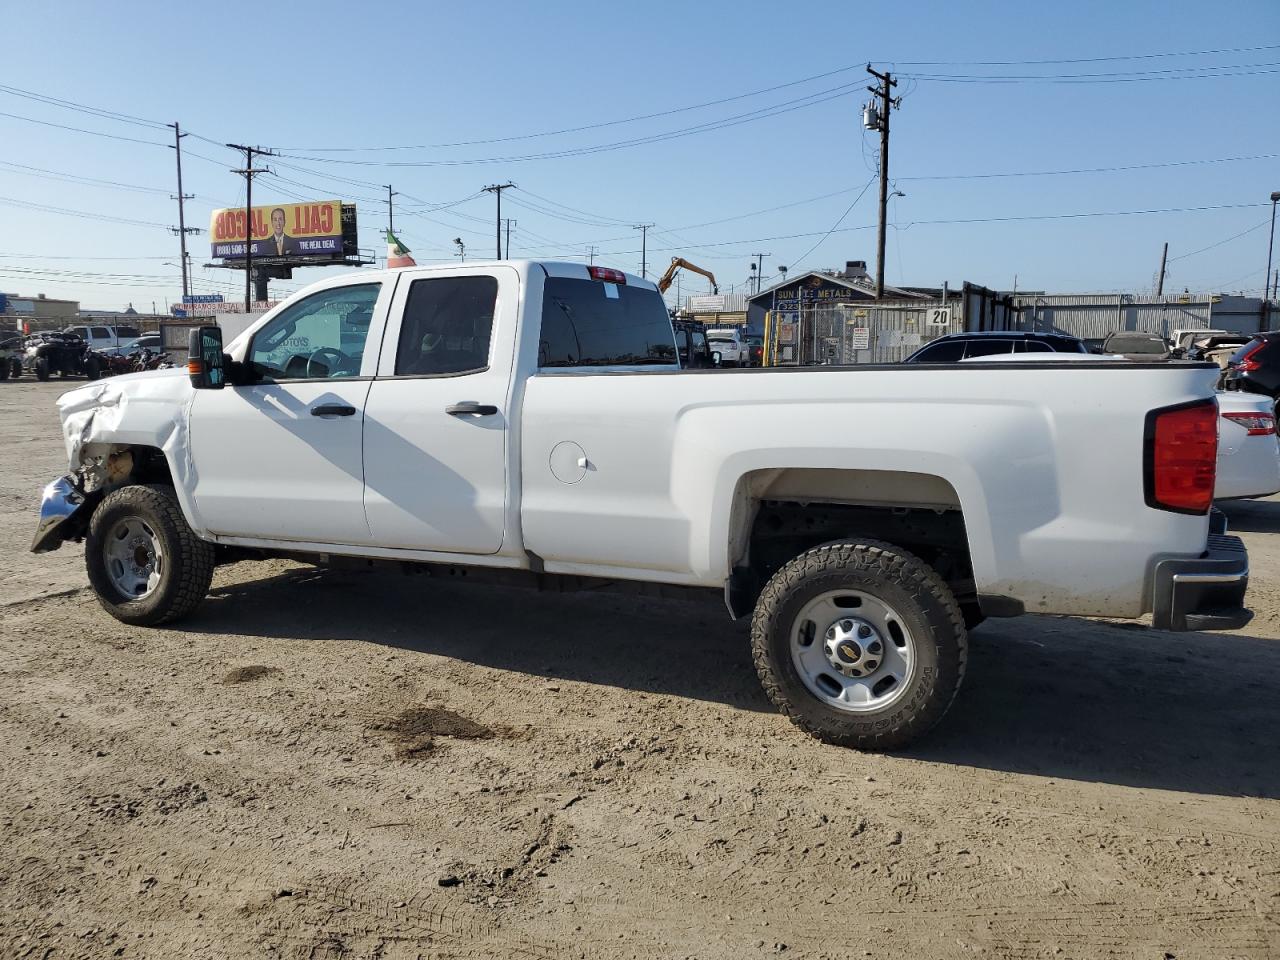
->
[[2, 378, 1278, 959]]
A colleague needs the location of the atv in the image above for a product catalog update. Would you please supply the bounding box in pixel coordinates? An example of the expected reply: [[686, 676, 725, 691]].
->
[[23, 332, 101, 381], [0, 335, 24, 381]]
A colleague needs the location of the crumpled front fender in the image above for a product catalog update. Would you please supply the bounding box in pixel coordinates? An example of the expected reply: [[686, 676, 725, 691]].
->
[[31, 476, 100, 553]]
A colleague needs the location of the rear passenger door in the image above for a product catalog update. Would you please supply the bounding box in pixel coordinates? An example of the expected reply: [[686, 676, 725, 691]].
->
[[362, 266, 517, 554]]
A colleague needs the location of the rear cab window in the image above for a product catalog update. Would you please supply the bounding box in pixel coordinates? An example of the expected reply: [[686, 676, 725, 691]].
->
[[538, 274, 676, 368]]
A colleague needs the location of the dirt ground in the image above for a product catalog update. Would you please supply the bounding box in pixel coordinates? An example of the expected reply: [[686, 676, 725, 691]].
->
[[2, 378, 1278, 960]]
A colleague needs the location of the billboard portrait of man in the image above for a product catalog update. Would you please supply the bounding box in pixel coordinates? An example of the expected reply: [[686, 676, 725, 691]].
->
[[257, 207, 301, 257]]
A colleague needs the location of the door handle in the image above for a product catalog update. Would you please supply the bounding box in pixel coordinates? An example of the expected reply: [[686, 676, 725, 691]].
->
[[446, 401, 499, 417], [310, 403, 356, 417]]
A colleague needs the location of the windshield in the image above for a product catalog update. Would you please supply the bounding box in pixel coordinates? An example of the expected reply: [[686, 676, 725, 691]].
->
[[1105, 334, 1167, 354]]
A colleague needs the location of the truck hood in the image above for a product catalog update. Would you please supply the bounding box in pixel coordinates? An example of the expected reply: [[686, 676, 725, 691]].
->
[[56, 367, 194, 475]]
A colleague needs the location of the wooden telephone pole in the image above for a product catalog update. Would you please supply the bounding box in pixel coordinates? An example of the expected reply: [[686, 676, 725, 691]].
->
[[866, 65, 898, 299]]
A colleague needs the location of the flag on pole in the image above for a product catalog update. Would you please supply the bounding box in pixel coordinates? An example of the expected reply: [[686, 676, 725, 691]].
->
[[387, 230, 416, 268]]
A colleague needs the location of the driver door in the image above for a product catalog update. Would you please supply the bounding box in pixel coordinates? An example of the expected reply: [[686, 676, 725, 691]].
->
[[189, 280, 392, 545]]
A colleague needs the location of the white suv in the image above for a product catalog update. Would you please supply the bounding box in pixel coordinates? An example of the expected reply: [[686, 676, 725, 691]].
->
[[62, 324, 141, 351]]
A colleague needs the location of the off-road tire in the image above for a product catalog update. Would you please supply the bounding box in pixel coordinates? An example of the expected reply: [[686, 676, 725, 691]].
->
[[34, 357, 50, 381], [0, 361, 7, 381], [8, 359, 19, 380], [85, 484, 215, 626], [751, 539, 968, 751], [84, 356, 101, 380]]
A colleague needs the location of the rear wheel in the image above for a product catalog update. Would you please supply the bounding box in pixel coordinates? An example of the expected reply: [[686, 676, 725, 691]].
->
[[84, 356, 101, 380], [8, 359, 19, 380], [34, 356, 50, 381], [0, 361, 8, 381], [751, 539, 967, 751], [85, 484, 215, 626]]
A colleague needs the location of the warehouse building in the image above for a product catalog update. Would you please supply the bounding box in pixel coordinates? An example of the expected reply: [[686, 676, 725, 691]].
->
[[1, 292, 80, 333]]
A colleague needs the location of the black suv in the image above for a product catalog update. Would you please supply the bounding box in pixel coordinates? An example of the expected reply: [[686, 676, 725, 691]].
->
[[672, 320, 719, 369], [1224, 333, 1280, 409], [904, 330, 1089, 363]]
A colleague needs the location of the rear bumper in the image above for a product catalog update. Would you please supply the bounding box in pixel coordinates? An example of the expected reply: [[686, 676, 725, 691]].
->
[[1151, 528, 1251, 632]]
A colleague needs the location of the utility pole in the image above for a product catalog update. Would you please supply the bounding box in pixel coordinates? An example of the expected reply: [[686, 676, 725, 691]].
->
[[634, 223, 654, 278], [865, 65, 899, 299], [1262, 191, 1280, 329], [168, 122, 198, 306], [385, 184, 398, 234], [483, 183, 515, 259], [503, 218, 516, 259], [227, 143, 274, 312], [587, 245, 598, 265], [1156, 242, 1168, 296], [752, 252, 772, 295]]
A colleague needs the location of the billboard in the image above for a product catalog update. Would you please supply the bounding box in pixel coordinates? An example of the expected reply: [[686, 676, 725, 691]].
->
[[210, 200, 344, 260]]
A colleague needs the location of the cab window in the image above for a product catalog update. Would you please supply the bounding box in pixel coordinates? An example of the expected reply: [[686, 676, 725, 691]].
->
[[394, 275, 497, 376], [247, 283, 380, 381]]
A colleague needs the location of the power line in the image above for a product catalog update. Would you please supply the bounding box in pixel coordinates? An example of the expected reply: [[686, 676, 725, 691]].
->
[[576, 200, 1271, 260], [1167, 218, 1275, 262], [894, 42, 1280, 67], [0, 82, 169, 130], [277, 79, 866, 167], [789, 177, 878, 271], [903, 62, 1280, 84], [898, 152, 1280, 181], [0, 108, 169, 147], [0, 158, 172, 194], [277, 61, 875, 153], [0, 194, 170, 227]]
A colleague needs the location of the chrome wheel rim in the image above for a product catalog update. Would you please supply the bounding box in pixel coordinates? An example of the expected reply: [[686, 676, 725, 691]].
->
[[790, 589, 916, 713], [103, 517, 164, 600]]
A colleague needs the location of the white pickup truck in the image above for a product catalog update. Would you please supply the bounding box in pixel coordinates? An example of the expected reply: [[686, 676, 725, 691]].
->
[[31, 261, 1251, 750]]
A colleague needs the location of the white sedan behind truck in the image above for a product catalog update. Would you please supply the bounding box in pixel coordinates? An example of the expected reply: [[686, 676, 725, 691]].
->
[[1216, 390, 1280, 500]]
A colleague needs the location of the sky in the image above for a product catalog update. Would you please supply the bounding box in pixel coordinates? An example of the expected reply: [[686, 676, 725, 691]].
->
[[1, 0, 1278, 312]]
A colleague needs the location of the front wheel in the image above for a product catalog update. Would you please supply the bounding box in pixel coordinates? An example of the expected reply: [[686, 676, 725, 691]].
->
[[85, 484, 215, 626], [34, 356, 50, 381], [751, 540, 968, 751]]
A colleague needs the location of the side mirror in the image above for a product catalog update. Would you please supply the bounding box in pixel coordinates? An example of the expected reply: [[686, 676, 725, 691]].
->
[[711, 350, 722, 367], [187, 326, 226, 390]]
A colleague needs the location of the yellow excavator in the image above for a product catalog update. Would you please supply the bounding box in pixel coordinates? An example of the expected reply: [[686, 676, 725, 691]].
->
[[655, 257, 718, 295]]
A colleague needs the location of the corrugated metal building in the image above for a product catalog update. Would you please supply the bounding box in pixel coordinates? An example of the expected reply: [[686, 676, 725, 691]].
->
[[1009, 293, 1272, 341]]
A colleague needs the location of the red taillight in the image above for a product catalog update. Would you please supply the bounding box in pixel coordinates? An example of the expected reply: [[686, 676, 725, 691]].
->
[[587, 266, 626, 284], [1236, 340, 1266, 372], [1222, 411, 1277, 436], [1144, 400, 1218, 514]]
